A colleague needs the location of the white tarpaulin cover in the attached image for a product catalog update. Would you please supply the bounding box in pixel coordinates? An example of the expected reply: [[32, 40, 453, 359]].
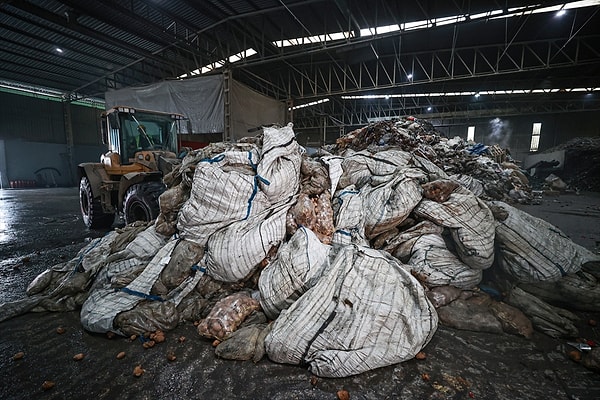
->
[[230, 80, 286, 140], [105, 75, 224, 134], [105, 75, 286, 139]]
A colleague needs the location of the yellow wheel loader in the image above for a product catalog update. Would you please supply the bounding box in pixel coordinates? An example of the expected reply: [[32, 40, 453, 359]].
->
[[78, 106, 185, 229]]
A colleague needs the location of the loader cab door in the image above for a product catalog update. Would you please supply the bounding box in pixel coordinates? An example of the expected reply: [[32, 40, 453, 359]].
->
[[102, 111, 122, 156]]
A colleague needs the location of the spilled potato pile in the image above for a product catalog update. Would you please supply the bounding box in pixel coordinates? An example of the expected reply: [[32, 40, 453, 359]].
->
[[2, 118, 599, 377]]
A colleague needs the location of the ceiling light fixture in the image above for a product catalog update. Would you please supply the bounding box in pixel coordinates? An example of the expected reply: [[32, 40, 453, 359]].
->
[[55, 47, 64, 54]]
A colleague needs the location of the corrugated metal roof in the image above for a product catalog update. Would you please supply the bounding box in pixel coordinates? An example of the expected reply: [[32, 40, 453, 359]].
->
[[0, 0, 597, 121]]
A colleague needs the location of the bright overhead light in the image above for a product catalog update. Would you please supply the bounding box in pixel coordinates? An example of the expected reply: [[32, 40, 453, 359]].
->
[[427, 106, 432, 111], [474, 93, 481, 98], [407, 74, 413, 80], [55, 47, 64, 54], [556, 9, 567, 16]]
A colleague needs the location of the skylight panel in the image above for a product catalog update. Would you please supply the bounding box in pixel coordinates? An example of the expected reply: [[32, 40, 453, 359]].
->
[[178, 48, 257, 78], [275, 1, 599, 49], [340, 87, 598, 99], [273, 31, 353, 47]]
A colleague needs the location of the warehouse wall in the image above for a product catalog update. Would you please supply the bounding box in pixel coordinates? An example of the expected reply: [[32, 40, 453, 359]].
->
[[297, 110, 599, 163], [230, 80, 286, 140], [0, 91, 105, 188], [439, 111, 600, 162]]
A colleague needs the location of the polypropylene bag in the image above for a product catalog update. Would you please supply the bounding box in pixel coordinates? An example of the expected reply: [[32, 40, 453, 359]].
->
[[81, 240, 179, 334], [258, 227, 331, 319], [449, 174, 484, 197], [361, 169, 423, 239], [265, 244, 438, 378], [490, 201, 600, 282], [392, 221, 482, 289], [337, 150, 408, 189], [286, 192, 335, 244], [256, 123, 303, 203], [414, 182, 495, 270], [177, 147, 270, 246], [331, 186, 368, 246], [203, 200, 292, 283], [197, 292, 260, 340]]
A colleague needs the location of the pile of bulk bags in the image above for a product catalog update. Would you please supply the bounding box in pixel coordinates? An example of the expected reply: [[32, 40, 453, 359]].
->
[[3, 118, 599, 378]]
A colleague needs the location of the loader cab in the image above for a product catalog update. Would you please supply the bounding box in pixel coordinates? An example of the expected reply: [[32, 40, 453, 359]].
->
[[101, 106, 184, 162]]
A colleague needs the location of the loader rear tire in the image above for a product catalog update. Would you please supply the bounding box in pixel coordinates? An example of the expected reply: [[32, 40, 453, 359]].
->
[[123, 182, 165, 225], [79, 176, 115, 229]]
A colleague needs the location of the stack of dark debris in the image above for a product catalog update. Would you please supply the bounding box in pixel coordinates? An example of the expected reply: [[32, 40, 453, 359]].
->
[[331, 118, 533, 204], [541, 136, 600, 192], [1, 118, 599, 377]]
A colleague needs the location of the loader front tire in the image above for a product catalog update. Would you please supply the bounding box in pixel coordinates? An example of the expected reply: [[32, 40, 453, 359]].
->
[[80, 176, 114, 229], [123, 182, 165, 225]]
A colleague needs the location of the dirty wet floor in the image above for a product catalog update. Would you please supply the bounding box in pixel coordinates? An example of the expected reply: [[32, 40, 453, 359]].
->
[[1, 188, 599, 399]]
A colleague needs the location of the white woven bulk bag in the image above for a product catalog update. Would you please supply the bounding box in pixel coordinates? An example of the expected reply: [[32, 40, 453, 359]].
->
[[449, 174, 485, 197], [266, 245, 438, 378], [203, 199, 292, 283], [490, 201, 600, 282], [331, 186, 368, 246], [320, 155, 344, 195], [362, 169, 423, 239], [81, 240, 179, 334], [370, 149, 413, 168], [107, 225, 168, 262], [257, 123, 303, 203], [87, 226, 168, 294], [177, 148, 270, 246], [338, 150, 401, 188], [393, 221, 482, 289], [412, 154, 449, 181], [414, 183, 495, 270], [258, 227, 331, 319]]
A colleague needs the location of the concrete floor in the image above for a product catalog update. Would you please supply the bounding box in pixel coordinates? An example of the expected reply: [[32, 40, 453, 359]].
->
[[0, 187, 599, 399]]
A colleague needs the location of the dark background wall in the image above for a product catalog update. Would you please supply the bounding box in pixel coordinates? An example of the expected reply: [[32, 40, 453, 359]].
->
[[437, 111, 600, 162], [297, 110, 599, 164], [1, 89, 598, 188], [0, 91, 105, 188]]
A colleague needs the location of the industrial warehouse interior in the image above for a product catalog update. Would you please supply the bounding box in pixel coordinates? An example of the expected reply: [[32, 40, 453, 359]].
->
[[1, 1, 599, 399]]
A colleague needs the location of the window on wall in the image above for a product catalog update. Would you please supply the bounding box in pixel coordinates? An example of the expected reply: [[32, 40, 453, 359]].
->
[[530, 122, 542, 152], [467, 126, 475, 141]]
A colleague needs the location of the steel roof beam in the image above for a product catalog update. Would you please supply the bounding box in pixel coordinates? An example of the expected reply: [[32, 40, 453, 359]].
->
[[250, 34, 600, 99]]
